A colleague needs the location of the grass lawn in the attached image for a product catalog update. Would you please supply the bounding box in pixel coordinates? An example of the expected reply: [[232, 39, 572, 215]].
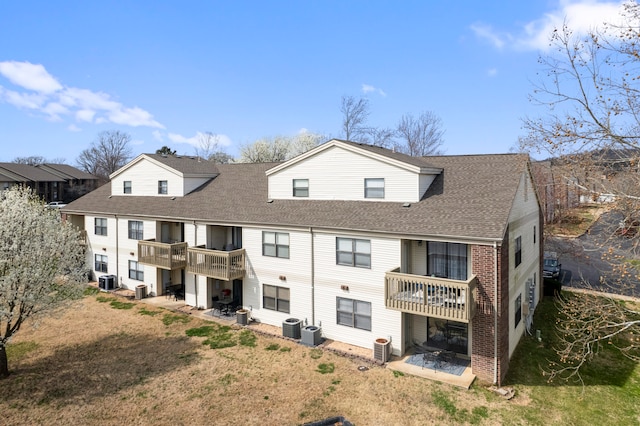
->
[[1, 291, 639, 425], [545, 204, 603, 236]]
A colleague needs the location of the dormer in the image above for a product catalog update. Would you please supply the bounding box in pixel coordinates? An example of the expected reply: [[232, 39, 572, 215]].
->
[[109, 154, 219, 197], [265, 139, 442, 203]]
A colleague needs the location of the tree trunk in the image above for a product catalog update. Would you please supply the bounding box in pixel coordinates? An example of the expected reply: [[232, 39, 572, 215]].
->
[[0, 344, 9, 378]]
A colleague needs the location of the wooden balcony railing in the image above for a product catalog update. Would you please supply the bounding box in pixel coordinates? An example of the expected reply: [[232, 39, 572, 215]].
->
[[138, 240, 188, 270], [385, 268, 477, 322], [187, 247, 246, 281]]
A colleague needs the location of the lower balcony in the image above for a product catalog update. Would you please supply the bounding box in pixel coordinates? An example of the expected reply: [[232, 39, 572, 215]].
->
[[187, 247, 246, 281], [138, 240, 188, 270], [385, 268, 477, 323]]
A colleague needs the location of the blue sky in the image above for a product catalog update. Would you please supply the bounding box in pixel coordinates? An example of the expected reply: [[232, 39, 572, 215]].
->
[[0, 1, 629, 163]]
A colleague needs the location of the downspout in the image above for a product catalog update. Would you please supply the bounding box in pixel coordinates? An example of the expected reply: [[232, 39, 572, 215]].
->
[[493, 240, 499, 385], [310, 227, 315, 325], [193, 221, 198, 308], [115, 214, 119, 286]]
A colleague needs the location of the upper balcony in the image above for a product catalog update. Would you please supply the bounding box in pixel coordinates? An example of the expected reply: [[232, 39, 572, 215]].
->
[[385, 268, 477, 323], [187, 247, 246, 281], [138, 239, 188, 270]]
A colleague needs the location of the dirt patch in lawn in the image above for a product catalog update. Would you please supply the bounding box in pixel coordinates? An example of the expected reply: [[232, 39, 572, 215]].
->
[[1, 294, 513, 425]]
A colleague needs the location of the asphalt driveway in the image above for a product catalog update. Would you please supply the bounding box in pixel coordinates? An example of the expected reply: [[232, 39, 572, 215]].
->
[[545, 210, 640, 297]]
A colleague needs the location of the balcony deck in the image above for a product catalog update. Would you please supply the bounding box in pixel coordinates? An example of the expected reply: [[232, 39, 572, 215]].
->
[[138, 240, 188, 270], [385, 268, 477, 323], [187, 247, 246, 281]]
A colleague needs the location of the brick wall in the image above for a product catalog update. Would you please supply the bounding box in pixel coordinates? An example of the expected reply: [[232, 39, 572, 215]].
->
[[471, 232, 510, 385]]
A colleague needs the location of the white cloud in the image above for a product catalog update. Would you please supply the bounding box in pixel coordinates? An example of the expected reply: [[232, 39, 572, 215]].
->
[[168, 131, 232, 148], [67, 124, 82, 132], [152, 130, 164, 141], [0, 60, 165, 129], [487, 68, 498, 77], [361, 84, 387, 97], [108, 106, 163, 128], [76, 109, 96, 122], [0, 61, 62, 94], [471, 0, 628, 51]]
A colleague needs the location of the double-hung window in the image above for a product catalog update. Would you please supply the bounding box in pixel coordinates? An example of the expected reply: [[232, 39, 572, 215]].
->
[[128, 220, 143, 240], [95, 254, 108, 273], [292, 179, 309, 197], [515, 236, 522, 267], [337, 297, 372, 331], [128, 260, 144, 281], [95, 218, 107, 236], [123, 180, 132, 194], [262, 231, 290, 258], [336, 238, 371, 268], [263, 284, 290, 313], [364, 178, 384, 199], [515, 294, 522, 327], [158, 180, 168, 194]]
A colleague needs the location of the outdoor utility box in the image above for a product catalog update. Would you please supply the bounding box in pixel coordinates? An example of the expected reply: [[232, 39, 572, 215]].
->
[[236, 309, 248, 326], [135, 284, 147, 300], [301, 325, 322, 346], [98, 275, 116, 291], [373, 338, 391, 363], [282, 318, 302, 339]]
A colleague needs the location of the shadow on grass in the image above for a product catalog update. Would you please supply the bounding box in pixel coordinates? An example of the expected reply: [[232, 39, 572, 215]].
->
[[1, 331, 202, 406], [504, 295, 638, 387]]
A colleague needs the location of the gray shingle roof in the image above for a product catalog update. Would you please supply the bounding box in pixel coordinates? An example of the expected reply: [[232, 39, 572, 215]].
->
[[64, 154, 530, 241], [37, 164, 97, 180], [0, 163, 65, 182]]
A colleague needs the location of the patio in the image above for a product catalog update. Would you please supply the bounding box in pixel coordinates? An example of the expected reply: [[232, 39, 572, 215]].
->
[[386, 351, 476, 389]]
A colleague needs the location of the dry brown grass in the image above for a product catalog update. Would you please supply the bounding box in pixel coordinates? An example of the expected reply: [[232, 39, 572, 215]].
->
[[2, 294, 517, 425]]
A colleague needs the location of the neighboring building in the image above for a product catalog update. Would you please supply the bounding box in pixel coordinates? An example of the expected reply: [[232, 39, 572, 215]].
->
[[0, 162, 98, 203], [36, 163, 100, 202], [63, 139, 542, 385]]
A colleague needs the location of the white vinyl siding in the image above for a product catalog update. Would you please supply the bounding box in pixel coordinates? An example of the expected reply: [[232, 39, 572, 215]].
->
[[267, 144, 427, 202], [313, 232, 402, 353], [240, 227, 313, 327], [110, 157, 207, 197], [507, 170, 542, 357]]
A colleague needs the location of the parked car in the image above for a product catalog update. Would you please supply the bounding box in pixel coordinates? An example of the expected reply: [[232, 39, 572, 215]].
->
[[543, 251, 561, 279], [47, 201, 67, 208]]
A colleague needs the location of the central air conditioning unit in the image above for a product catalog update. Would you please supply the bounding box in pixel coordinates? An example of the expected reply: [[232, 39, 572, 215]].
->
[[301, 325, 322, 346], [282, 318, 302, 339], [373, 338, 391, 363], [98, 274, 117, 291]]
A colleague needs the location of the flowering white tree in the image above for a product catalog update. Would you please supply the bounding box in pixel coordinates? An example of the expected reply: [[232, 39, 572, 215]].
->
[[0, 187, 86, 378]]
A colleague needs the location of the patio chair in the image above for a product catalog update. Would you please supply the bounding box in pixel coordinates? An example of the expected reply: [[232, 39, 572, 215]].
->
[[211, 296, 222, 317]]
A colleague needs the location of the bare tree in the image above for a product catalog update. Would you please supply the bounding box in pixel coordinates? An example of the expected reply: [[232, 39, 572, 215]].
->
[[522, 4, 640, 382], [395, 111, 445, 156], [76, 130, 132, 182], [0, 186, 86, 378], [194, 132, 220, 160], [340, 95, 371, 142]]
